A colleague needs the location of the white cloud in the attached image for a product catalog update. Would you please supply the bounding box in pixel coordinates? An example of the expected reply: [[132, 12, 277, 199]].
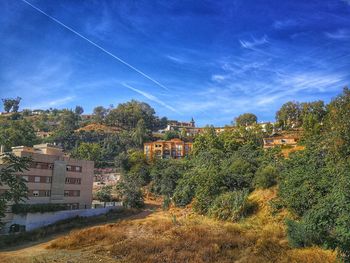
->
[[325, 29, 350, 40], [165, 55, 187, 64], [273, 19, 298, 30], [27, 96, 75, 110], [239, 35, 269, 49]]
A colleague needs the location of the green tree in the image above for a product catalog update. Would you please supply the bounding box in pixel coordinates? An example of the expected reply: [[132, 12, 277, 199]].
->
[[132, 119, 148, 147], [106, 100, 160, 131], [234, 113, 257, 127], [96, 185, 113, 203], [2, 98, 13, 113], [11, 97, 21, 113], [74, 105, 84, 115], [72, 142, 102, 163], [92, 106, 108, 124], [276, 101, 301, 129], [0, 153, 31, 225], [163, 130, 179, 140], [0, 119, 38, 151]]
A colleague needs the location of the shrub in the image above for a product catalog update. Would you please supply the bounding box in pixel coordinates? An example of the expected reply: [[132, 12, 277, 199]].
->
[[254, 165, 277, 189], [208, 190, 252, 222], [286, 219, 314, 248]]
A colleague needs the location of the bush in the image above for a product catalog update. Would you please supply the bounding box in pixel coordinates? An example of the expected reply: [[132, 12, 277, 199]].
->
[[208, 190, 252, 222], [173, 175, 196, 207], [254, 165, 277, 189], [286, 219, 313, 248]]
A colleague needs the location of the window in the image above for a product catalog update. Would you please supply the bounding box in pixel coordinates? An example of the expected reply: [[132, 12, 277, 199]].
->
[[64, 190, 80, 197], [66, 165, 82, 173], [46, 177, 52, 183], [33, 191, 39, 197], [34, 176, 40, 183], [22, 175, 29, 182]]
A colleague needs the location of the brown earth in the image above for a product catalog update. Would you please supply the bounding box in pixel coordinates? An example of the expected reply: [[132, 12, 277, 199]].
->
[[0, 189, 336, 263]]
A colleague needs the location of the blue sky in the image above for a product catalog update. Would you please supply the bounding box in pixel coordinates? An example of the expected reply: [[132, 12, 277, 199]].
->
[[1, 0, 350, 126]]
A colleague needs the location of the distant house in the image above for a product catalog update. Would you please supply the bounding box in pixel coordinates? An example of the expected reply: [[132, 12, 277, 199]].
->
[[263, 134, 300, 149], [144, 138, 193, 160], [35, 131, 53, 139]]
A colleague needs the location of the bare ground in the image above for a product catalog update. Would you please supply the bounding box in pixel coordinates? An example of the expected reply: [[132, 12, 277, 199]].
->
[[0, 190, 337, 263]]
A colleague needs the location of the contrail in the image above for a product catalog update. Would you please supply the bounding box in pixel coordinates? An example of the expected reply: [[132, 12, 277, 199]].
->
[[122, 83, 178, 113], [20, 0, 169, 91]]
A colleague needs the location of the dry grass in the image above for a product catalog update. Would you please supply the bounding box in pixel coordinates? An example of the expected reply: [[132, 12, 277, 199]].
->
[[45, 188, 336, 263]]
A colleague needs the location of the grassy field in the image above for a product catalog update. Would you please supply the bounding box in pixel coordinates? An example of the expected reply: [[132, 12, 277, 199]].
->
[[1, 188, 336, 263]]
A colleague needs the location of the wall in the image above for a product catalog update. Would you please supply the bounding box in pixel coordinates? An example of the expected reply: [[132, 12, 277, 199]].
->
[[8, 206, 122, 232]]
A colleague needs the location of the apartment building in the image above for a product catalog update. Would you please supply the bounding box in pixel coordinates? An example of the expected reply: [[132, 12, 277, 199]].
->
[[144, 138, 193, 160], [0, 144, 94, 229]]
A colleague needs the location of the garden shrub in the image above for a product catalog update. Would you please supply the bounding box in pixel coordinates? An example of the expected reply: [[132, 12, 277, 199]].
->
[[208, 190, 252, 222], [254, 165, 277, 189]]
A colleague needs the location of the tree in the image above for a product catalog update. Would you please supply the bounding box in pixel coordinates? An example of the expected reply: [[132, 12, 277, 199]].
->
[[0, 119, 38, 151], [1, 97, 21, 113], [72, 142, 102, 163], [74, 106, 84, 115], [96, 185, 113, 203], [234, 113, 257, 127], [324, 87, 350, 158], [0, 153, 31, 225], [92, 106, 107, 124], [276, 101, 301, 129], [50, 110, 79, 150], [105, 100, 160, 131], [264, 122, 274, 135], [11, 97, 21, 113], [163, 130, 179, 140], [132, 119, 148, 147], [2, 99, 13, 113]]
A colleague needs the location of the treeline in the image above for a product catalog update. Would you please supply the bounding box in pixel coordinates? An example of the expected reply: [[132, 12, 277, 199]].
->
[[114, 87, 350, 261], [0, 100, 168, 167]]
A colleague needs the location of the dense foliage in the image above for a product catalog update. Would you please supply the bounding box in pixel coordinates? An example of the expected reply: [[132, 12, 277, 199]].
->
[[0, 153, 31, 224]]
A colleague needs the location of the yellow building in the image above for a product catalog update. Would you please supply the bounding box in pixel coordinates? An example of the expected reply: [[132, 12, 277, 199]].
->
[[144, 138, 193, 160]]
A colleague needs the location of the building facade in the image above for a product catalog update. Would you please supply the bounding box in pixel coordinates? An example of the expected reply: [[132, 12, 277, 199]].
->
[[144, 138, 193, 160], [0, 144, 94, 230], [263, 135, 299, 149]]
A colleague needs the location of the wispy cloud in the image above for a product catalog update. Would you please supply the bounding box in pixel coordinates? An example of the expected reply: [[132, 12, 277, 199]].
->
[[28, 96, 75, 109], [273, 19, 298, 30], [325, 29, 350, 40], [239, 35, 269, 49], [122, 83, 178, 113], [165, 55, 187, 64]]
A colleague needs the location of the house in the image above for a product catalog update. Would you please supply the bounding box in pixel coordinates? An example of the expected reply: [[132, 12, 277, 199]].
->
[[0, 144, 94, 232], [35, 131, 53, 139], [263, 134, 300, 149], [144, 138, 193, 160]]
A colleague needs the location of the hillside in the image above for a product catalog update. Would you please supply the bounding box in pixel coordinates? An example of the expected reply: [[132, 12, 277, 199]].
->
[[1, 188, 336, 263]]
